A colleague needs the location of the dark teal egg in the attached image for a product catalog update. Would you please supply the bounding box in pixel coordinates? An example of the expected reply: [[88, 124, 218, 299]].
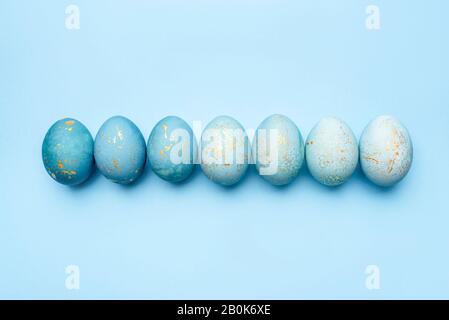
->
[[147, 116, 197, 183], [42, 118, 94, 186], [94, 116, 147, 184]]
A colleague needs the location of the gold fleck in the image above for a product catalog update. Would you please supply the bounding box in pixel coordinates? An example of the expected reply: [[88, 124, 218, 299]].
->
[[364, 156, 379, 164], [112, 159, 120, 170]]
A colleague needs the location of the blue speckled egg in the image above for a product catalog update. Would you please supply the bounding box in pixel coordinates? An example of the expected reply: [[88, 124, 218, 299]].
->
[[253, 114, 305, 186], [306, 117, 358, 186], [147, 116, 197, 182], [360, 115, 413, 187], [94, 116, 146, 184], [42, 118, 94, 186], [201, 116, 250, 186]]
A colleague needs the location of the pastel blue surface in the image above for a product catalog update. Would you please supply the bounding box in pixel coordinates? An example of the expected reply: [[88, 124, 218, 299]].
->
[[147, 116, 197, 183], [1, 0, 449, 299]]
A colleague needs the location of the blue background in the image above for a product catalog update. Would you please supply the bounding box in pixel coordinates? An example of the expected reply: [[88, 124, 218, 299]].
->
[[1, 0, 448, 299]]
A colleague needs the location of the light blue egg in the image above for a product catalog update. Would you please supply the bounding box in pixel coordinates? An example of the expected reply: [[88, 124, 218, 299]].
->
[[147, 116, 197, 183], [253, 114, 305, 186], [94, 116, 146, 184], [360, 115, 413, 187], [201, 116, 250, 186], [306, 117, 358, 186], [42, 118, 94, 186]]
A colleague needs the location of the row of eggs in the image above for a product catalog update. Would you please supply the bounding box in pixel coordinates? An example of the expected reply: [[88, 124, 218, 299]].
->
[[42, 114, 413, 188]]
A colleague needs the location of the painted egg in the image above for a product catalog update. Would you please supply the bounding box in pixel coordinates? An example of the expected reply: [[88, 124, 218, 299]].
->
[[147, 116, 197, 182], [253, 114, 305, 186], [94, 116, 146, 184], [360, 115, 413, 187], [42, 118, 94, 186], [201, 115, 250, 186], [306, 117, 358, 186]]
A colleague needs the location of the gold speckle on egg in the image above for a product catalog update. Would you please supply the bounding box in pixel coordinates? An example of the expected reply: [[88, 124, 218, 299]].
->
[[364, 156, 379, 164], [112, 159, 120, 170], [61, 170, 77, 176]]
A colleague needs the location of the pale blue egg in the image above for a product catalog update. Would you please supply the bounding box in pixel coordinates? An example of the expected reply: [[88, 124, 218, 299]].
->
[[42, 118, 94, 186], [360, 115, 413, 187], [94, 116, 146, 184], [306, 117, 358, 186], [147, 116, 197, 183], [253, 114, 305, 186], [201, 116, 250, 186]]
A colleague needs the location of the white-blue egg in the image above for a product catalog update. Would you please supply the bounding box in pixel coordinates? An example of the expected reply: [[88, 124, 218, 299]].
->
[[252, 114, 305, 186], [360, 115, 413, 187], [200, 116, 250, 186], [306, 117, 358, 186]]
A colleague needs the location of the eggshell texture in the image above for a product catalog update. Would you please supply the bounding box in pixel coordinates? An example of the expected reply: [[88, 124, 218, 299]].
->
[[42, 118, 94, 186], [201, 116, 250, 186], [306, 117, 358, 186], [147, 116, 197, 182], [360, 115, 413, 187], [94, 116, 146, 184], [253, 114, 305, 186]]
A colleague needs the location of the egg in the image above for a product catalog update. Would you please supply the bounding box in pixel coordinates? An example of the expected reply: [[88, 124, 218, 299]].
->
[[305, 117, 358, 186], [94, 116, 147, 184], [42, 118, 94, 186], [360, 115, 413, 187], [201, 116, 250, 186], [252, 114, 305, 186], [147, 116, 197, 182]]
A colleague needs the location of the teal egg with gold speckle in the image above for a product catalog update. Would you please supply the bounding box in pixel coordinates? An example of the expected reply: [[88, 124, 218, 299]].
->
[[147, 116, 197, 182], [201, 116, 250, 186], [253, 114, 305, 186], [360, 115, 413, 187], [306, 117, 358, 186], [42, 118, 94, 186], [94, 116, 146, 184]]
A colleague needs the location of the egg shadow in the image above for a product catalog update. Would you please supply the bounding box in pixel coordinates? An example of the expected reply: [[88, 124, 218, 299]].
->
[[68, 166, 102, 191], [118, 160, 152, 190], [252, 161, 316, 194], [204, 164, 263, 193], [351, 164, 403, 195], [301, 159, 357, 194], [164, 164, 203, 188]]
